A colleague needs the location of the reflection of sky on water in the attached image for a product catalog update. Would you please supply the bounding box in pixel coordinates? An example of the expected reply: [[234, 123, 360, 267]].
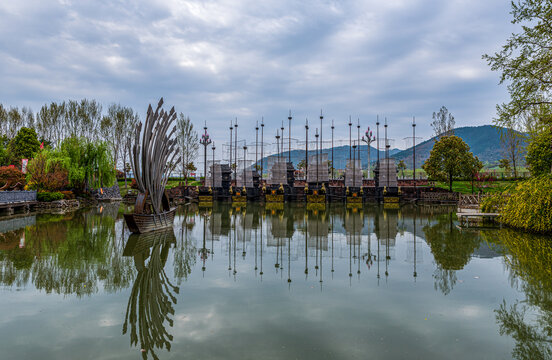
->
[[0, 204, 546, 359]]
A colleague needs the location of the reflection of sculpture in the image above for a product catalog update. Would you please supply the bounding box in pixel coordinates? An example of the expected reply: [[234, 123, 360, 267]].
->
[[123, 230, 178, 360]]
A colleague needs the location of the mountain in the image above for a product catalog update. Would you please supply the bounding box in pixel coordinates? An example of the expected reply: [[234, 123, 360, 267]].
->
[[257, 125, 526, 170], [259, 145, 401, 170], [391, 125, 527, 167]]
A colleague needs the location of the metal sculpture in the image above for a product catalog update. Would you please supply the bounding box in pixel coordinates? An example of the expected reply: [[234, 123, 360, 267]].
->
[[125, 98, 181, 233]]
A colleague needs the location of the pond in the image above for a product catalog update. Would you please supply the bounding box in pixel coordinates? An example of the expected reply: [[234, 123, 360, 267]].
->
[[0, 203, 550, 360]]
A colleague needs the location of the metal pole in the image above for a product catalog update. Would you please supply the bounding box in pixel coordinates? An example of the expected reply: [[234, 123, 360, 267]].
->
[[281, 120, 285, 162], [243, 145, 247, 188], [320, 110, 323, 164], [230, 121, 233, 182], [234, 118, 238, 184], [348, 116, 352, 160], [376, 115, 380, 164], [305, 118, 309, 181], [331, 120, 334, 180], [255, 122, 259, 172], [203, 124, 208, 184], [212, 143, 215, 185], [288, 110, 292, 163], [385, 118, 389, 188], [357, 118, 360, 170], [261, 118, 264, 180], [353, 142, 357, 187], [413, 116, 416, 183], [315, 129, 319, 186]]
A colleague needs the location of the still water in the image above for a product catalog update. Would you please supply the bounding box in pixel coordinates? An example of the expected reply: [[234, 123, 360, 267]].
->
[[0, 203, 550, 360]]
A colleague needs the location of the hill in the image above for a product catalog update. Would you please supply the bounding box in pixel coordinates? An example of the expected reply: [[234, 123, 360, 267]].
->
[[257, 125, 526, 170]]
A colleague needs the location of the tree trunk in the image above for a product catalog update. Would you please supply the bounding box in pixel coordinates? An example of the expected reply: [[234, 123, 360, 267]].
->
[[449, 173, 453, 192]]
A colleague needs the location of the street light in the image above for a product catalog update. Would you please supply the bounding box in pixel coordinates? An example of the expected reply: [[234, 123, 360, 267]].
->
[[362, 127, 376, 179], [200, 124, 212, 186]]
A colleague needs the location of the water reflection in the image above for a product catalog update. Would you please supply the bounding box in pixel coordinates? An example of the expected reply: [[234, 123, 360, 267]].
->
[[0, 203, 551, 359], [483, 229, 552, 360], [123, 230, 178, 360]]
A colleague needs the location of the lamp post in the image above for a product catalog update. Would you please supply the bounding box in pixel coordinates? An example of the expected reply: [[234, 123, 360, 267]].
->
[[276, 130, 280, 163], [320, 110, 323, 161], [352, 141, 357, 187], [362, 127, 376, 179], [200, 124, 212, 186]]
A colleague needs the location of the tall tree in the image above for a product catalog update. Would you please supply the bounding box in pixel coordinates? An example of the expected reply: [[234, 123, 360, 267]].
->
[[8, 127, 40, 164], [501, 126, 524, 178], [483, 0, 552, 172], [36, 102, 65, 146], [431, 106, 455, 138], [7, 107, 24, 139], [176, 113, 198, 185], [100, 104, 136, 170], [422, 135, 481, 191]]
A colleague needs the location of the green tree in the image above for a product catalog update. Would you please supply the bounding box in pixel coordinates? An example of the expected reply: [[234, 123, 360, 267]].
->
[[397, 160, 406, 179], [431, 106, 455, 138], [526, 129, 552, 176], [9, 127, 40, 164], [422, 135, 480, 191], [499, 158, 511, 176], [483, 1, 552, 173]]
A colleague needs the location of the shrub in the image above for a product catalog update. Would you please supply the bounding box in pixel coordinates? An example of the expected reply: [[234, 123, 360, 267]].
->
[[37, 191, 64, 202], [130, 178, 138, 189], [116, 170, 125, 180], [480, 193, 508, 213], [0, 166, 25, 187], [525, 129, 552, 176], [60, 190, 75, 199], [26, 151, 69, 191], [498, 175, 552, 233]]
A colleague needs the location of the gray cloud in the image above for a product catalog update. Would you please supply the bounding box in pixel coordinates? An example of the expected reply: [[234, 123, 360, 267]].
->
[[0, 0, 513, 155]]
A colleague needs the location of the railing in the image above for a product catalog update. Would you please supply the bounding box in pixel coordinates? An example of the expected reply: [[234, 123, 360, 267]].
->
[[420, 192, 459, 202], [0, 191, 37, 203]]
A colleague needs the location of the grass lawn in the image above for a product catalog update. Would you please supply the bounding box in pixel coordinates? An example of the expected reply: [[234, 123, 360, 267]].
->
[[432, 180, 517, 194]]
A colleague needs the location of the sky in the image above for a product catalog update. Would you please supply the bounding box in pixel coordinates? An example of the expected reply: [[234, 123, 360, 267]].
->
[[0, 0, 515, 156]]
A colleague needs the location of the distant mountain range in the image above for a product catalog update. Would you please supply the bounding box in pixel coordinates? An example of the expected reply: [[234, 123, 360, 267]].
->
[[257, 125, 526, 170]]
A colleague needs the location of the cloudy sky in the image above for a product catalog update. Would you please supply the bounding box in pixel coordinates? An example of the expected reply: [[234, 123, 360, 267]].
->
[[0, 0, 514, 153]]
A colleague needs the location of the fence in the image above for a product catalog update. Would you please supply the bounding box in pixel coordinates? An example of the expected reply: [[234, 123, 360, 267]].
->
[[0, 191, 37, 203]]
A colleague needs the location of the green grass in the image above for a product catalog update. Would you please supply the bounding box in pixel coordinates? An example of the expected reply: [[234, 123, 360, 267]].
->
[[431, 180, 517, 194], [117, 179, 201, 194]]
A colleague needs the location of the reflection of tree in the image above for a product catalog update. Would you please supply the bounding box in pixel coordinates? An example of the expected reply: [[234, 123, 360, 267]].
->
[[423, 213, 480, 295], [483, 229, 552, 360], [123, 230, 179, 360], [0, 208, 135, 296]]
